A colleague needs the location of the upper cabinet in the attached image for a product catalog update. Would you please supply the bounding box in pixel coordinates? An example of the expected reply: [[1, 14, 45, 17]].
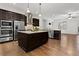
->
[[0, 9, 27, 25], [33, 18, 39, 26], [0, 9, 6, 19]]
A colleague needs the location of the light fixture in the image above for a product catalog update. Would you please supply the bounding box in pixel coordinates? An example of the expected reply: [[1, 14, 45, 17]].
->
[[25, 0, 33, 31], [26, 0, 30, 13], [68, 13, 72, 19], [26, 0, 32, 25], [38, 3, 42, 17], [39, 14, 42, 17], [26, 8, 30, 13], [68, 17, 72, 19]]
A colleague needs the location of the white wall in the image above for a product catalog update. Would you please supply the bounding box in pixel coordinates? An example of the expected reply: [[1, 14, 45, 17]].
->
[[66, 19, 78, 34], [32, 13, 79, 34], [42, 16, 79, 34], [39, 18, 45, 30]]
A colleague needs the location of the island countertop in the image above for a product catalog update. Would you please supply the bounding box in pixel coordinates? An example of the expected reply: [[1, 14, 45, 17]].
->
[[18, 31, 48, 34]]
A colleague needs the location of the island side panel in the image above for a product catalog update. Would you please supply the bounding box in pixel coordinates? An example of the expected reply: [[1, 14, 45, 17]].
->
[[17, 32, 48, 52]]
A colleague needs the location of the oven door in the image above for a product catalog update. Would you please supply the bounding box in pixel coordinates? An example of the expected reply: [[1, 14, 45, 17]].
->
[[1, 30, 13, 37], [0, 30, 13, 42]]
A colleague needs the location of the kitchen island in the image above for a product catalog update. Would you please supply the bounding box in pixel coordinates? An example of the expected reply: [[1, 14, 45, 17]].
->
[[17, 31, 48, 52]]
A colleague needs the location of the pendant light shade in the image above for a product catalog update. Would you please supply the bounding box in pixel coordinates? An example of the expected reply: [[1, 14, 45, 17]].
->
[[38, 13, 42, 17], [26, 0, 32, 24], [25, 0, 33, 31], [26, 8, 30, 13]]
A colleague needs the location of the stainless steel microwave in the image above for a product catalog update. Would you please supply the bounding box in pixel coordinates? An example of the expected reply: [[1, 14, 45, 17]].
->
[[1, 20, 13, 26]]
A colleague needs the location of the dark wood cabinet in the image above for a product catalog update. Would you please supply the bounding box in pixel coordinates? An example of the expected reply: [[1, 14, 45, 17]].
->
[[0, 10, 3, 19], [17, 31, 48, 52], [33, 18, 39, 26], [0, 9, 27, 25], [53, 30, 61, 40], [0, 9, 6, 20], [5, 11, 12, 20]]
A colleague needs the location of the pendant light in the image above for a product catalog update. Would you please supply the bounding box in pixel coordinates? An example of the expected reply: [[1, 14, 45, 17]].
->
[[38, 3, 42, 17], [26, 0, 32, 25], [68, 13, 72, 19], [25, 0, 33, 31], [26, 0, 30, 13]]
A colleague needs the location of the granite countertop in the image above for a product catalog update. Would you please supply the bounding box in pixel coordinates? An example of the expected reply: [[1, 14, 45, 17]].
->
[[18, 31, 48, 34]]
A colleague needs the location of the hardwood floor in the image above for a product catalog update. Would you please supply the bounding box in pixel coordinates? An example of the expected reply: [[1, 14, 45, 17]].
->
[[0, 34, 79, 56]]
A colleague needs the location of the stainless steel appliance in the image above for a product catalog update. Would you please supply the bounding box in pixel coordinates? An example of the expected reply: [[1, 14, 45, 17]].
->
[[0, 20, 25, 42], [0, 20, 13, 42], [13, 21, 25, 40], [1, 20, 12, 26]]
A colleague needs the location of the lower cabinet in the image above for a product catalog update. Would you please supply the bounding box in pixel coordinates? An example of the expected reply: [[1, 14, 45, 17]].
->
[[53, 30, 61, 40], [17, 32, 48, 52]]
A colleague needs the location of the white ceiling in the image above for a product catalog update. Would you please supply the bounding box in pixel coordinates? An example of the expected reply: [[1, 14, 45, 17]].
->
[[1, 3, 79, 19]]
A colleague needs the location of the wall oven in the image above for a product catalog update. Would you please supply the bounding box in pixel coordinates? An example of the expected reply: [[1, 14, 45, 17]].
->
[[1, 20, 12, 26], [0, 20, 13, 42], [1, 30, 13, 36]]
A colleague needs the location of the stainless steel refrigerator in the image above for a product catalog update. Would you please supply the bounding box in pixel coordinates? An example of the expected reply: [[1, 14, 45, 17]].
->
[[13, 20, 25, 40]]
